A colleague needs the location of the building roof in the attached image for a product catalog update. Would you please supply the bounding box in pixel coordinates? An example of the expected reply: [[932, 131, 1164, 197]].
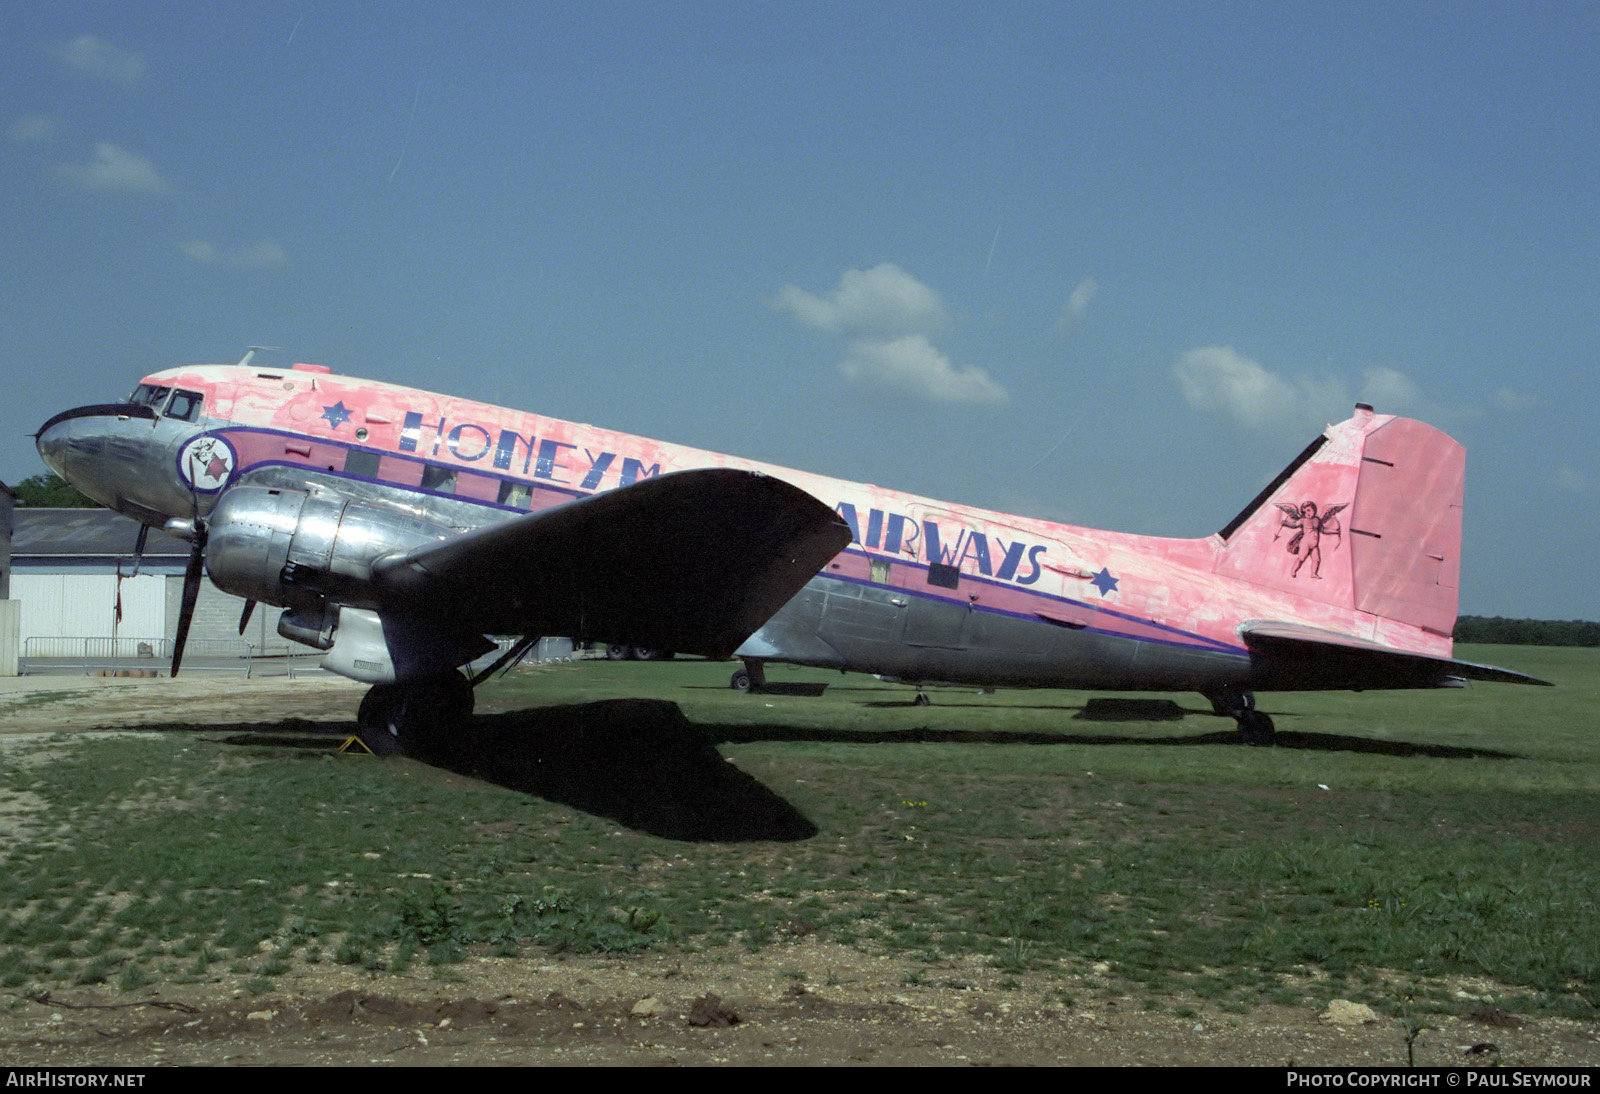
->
[[12, 509, 188, 562]]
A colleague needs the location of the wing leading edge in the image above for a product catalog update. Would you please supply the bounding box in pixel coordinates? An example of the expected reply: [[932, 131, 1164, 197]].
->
[[370, 468, 852, 658], [1240, 622, 1553, 691]]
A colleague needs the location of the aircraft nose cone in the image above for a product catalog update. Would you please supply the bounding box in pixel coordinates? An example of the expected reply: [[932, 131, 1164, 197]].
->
[[33, 402, 159, 506], [35, 412, 86, 479]]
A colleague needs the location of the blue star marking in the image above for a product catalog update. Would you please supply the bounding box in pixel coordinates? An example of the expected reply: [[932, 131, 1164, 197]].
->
[[1090, 567, 1119, 597], [320, 401, 352, 429]]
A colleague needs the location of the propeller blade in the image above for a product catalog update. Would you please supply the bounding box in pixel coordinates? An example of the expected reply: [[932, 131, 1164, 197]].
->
[[238, 599, 256, 635], [130, 524, 150, 577], [171, 537, 205, 677]]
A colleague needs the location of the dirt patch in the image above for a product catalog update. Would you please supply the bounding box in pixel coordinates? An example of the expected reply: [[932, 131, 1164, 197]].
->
[[5, 945, 1599, 1066]]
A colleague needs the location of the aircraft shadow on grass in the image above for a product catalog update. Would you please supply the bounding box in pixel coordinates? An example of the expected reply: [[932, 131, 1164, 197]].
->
[[749, 692, 1517, 759], [701, 720, 1518, 759], [143, 693, 1512, 841], [195, 698, 819, 842]]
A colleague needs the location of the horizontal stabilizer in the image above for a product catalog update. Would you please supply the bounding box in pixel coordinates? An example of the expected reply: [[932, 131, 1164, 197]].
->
[[1240, 622, 1552, 691], [372, 468, 851, 658]]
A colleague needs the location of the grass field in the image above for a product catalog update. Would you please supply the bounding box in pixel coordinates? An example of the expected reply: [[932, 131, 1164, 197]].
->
[[0, 643, 1594, 1019]]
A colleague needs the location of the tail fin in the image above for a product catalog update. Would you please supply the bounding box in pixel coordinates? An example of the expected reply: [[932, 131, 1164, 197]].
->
[[1214, 406, 1464, 640]]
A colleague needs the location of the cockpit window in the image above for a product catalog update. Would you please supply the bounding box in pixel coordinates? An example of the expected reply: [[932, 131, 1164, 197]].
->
[[126, 384, 204, 421], [130, 384, 171, 409], [166, 390, 204, 422]]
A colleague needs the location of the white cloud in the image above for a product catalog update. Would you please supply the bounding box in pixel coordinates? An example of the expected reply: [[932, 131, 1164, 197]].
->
[[772, 263, 947, 336], [1173, 346, 1300, 429], [1356, 366, 1422, 414], [180, 238, 288, 268], [1057, 277, 1098, 330], [775, 263, 1009, 405], [58, 142, 169, 193], [54, 35, 146, 85], [8, 115, 55, 143], [838, 335, 1008, 405], [1173, 346, 1436, 431]]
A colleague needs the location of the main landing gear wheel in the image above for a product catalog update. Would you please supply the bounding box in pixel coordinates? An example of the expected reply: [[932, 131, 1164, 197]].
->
[[356, 684, 404, 755], [356, 671, 475, 755]]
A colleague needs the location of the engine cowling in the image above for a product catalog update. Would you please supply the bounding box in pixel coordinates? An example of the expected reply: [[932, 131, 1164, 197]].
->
[[205, 485, 454, 611]]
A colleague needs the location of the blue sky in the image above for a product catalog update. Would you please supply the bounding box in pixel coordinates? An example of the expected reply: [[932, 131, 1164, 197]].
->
[[4, 1, 1596, 619]]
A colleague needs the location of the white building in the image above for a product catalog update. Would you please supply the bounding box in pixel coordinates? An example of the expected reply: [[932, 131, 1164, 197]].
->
[[10, 509, 272, 662], [9, 508, 568, 670]]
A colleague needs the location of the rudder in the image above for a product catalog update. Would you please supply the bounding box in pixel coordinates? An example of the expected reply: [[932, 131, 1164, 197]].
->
[[1346, 416, 1463, 637]]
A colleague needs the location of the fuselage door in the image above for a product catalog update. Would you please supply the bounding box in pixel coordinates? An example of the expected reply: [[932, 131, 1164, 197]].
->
[[898, 503, 973, 649]]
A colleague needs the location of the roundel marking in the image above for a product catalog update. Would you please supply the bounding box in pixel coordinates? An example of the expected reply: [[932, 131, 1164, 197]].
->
[[177, 433, 237, 493]]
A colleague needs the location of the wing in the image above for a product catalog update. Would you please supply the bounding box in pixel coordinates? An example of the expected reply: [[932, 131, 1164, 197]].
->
[[1239, 622, 1552, 690], [370, 468, 851, 658]]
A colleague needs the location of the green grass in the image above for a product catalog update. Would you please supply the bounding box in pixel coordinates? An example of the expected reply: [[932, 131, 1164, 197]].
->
[[0, 643, 1594, 1019]]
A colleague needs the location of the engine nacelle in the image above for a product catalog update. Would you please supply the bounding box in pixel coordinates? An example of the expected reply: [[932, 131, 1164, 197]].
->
[[205, 485, 453, 610]]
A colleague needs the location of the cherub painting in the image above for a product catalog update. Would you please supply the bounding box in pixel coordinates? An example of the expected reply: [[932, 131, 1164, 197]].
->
[[1273, 499, 1347, 579]]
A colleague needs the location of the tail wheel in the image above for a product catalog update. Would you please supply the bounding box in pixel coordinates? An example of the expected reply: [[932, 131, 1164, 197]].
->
[[730, 660, 766, 693], [1206, 689, 1256, 717]]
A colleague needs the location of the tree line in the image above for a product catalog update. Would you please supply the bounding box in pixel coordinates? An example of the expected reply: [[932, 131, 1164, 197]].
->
[[7, 473, 96, 507], [1454, 616, 1600, 646]]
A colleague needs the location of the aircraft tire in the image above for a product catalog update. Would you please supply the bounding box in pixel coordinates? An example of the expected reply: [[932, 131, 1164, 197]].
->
[[357, 684, 404, 756], [731, 660, 766, 692], [357, 673, 473, 755], [1237, 709, 1275, 745], [606, 644, 630, 660]]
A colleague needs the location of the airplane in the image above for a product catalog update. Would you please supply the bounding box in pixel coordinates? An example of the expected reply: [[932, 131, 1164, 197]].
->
[[35, 351, 1547, 751]]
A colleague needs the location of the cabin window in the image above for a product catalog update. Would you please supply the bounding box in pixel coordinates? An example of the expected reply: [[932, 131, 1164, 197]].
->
[[421, 464, 457, 493], [498, 480, 532, 509], [870, 558, 892, 584], [344, 449, 380, 478], [166, 389, 204, 422], [926, 562, 960, 590]]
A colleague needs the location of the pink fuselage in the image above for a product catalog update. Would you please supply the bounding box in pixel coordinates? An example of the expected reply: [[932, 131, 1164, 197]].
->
[[136, 364, 1452, 692]]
